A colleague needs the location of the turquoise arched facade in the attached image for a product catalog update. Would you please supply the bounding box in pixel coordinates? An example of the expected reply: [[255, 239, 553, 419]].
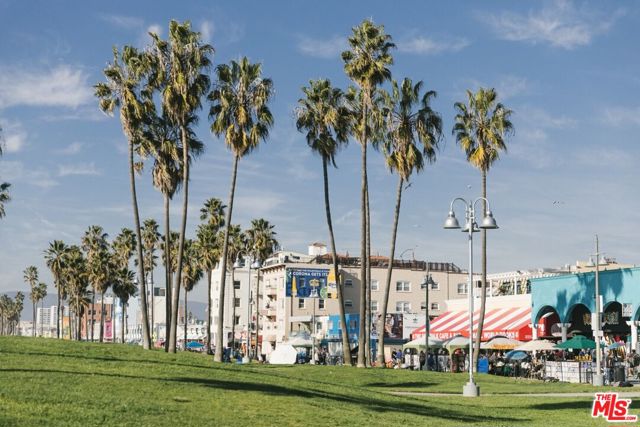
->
[[531, 267, 640, 325]]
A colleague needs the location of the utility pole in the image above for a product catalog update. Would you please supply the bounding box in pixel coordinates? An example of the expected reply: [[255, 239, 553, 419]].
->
[[593, 235, 604, 386]]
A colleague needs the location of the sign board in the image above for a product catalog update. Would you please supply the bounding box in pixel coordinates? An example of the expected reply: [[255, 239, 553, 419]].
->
[[402, 313, 426, 340], [285, 268, 337, 299], [623, 303, 633, 318], [376, 313, 403, 339]]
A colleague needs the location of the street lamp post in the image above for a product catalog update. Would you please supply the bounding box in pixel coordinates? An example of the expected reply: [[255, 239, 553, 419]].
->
[[444, 197, 498, 397], [592, 235, 604, 386], [421, 267, 435, 370]]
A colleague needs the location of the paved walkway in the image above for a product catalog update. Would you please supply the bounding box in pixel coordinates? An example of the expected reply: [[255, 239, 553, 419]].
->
[[390, 391, 640, 398]]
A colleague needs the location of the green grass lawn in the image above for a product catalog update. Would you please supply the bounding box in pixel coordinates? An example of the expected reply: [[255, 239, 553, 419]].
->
[[0, 337, 634, 426]]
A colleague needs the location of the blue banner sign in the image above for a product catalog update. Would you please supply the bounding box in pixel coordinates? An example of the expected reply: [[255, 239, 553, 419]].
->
[[285, 268, 336, 299]]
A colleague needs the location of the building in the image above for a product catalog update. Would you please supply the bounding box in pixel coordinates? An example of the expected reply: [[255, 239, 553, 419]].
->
[[80, 297, 114, 340]]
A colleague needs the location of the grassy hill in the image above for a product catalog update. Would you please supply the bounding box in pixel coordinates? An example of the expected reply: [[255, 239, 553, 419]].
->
[[0, 337, 621, 426]]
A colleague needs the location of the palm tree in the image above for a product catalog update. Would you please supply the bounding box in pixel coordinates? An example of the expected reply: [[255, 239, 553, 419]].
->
[[148, 20, 213, 354], [24, 266, 39, 337], [377, 78, 442, 366], [112, 267, 137, 343], [296, 79, 352, 365], [453, 87, 513, 369], [32, 282, 47, 336], [342, 19, 395, 367], [95, 45, 152, 349], [196, 197, 226, 354], [91, 249, 113, 343], [223, 225, 246, 351], [63, 246, 89, 340], [0, 183, 10, 219], [209, 57, 274, 362], [141, 219, 160, 340], [81, 225, 109, 341], [44, 240, 68, 338], [181, 239, 203, 348], [245, 219, 278, 360], [139, 112, 204, 350]]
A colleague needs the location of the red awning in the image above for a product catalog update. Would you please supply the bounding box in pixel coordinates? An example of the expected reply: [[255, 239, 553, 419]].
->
[[412, 306, 533, 341]]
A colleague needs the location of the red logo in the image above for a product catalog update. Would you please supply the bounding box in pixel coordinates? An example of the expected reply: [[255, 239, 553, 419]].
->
[[592, 393, 638, 422]]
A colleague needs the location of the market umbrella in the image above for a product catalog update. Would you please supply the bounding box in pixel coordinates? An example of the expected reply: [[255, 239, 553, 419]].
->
[[505, 350, 529, 361], [555, 335, 596, 350], [515, 339, 557, 352], [402, 336, 444, 351], [607, 342, 624, 350], [481, 336, 522, 350], [186, 341, 204, 349]]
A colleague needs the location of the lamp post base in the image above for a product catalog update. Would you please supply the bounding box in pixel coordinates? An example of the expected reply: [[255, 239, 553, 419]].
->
[[593, 374, 604, 386], [463, 381, 480, 397]]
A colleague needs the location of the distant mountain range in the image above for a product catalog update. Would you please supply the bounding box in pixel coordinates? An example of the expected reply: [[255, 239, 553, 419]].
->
[[1, 291, 208, 322]]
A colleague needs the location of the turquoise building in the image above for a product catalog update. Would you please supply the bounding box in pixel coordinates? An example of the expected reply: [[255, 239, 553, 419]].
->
[[531, 267, 640, 346]]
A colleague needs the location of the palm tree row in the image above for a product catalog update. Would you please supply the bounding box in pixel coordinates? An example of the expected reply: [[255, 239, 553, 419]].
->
[[0, 292, 24, 336], [23, 266, 47, 337]]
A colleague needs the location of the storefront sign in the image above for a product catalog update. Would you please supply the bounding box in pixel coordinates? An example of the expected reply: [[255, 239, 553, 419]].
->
[[285, 268, 336, 299]]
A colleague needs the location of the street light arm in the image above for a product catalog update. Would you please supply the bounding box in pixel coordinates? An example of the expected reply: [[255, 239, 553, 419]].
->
[[449, 197, 469, 213], [472, 197, 492, 214]]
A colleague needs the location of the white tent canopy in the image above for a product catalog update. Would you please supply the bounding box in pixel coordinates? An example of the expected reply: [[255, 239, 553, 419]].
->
[[268, 344, 298, 364], [402, 336, 444, 351], [480, 336, 522, 350], [515, 339, 557, 352]]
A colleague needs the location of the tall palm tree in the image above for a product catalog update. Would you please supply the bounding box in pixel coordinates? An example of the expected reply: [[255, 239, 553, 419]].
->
[[296, 79, 352, 365], [181, 239, 203, 348], [342, 19, 395, 367], [112, 267, 137, 343], [63, 246, 89, 340], [209, 57, 274, 362], [95, 45, 152, 349], [197, 197, 225, 354], [139, 112, 204, 350], [35, 282, 47, 337], [245, 219, 278, 360], [377, 78, 442, 366], [141, 219, 160, 339], [91, 249, 113, 343], [148, 20, 213, 354], [81, 225, 109, 341], [24, 266, 39, 337], [44, 240, 68, 339], [453, 87, 513, 369], [223, 225, 246, 351]]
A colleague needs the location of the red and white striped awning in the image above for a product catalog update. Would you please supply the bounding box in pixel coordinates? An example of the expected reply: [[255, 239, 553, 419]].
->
[[412, 306, 533, 341]]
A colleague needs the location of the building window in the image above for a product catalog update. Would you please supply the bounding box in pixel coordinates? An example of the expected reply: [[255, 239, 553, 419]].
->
[[396, 281, 411, 292], [234, 316, 240, 325], [395, 301, 411, 313], [234, 280, 241, 290], [234, 298, 241, 308], [420, 301, 427, 310], [371, 280, 379, 291], [349, 319, 357, 329], [316, 322, 322, 331], [457, 283, 468, 295], [371, 300, 378, 313], [345, 279, 353, 287], [345, 300, 353, 308], [430, 282, 440, 291], [298, 299, 305, 309], [154, 287, 166, 297], [431, 302, 440, 311], [318, 299, 325, 309]]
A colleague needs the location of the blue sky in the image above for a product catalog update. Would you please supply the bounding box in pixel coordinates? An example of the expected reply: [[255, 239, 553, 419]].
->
[[1, 0, 639, 303]]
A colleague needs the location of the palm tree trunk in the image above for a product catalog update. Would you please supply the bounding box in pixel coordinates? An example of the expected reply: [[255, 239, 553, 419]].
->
[[231, 268, 237, 351], [184, 288, 188, 349], [357, 94, 368, 368], [164, 193, 171, 352], [128, 138, 151, 350], [150, 270, 154, 344], [56, 290, 61, 339], [322, 157, 352, 365], [100, 294, 105, 343], [91, 290, 95, 342], [253, 270, 260, 361], [473, 170, 488, 371], [121, 302, 126, 344], [77, 305, 82, 341], [169, 125, 190, 353], [377, 176, 403, 367], [206, 269, 213, 354], [215, 154, 240, 362], [32, 300, 36, 337], [40, 299, 44, 337], [365, 186, 372, 366]]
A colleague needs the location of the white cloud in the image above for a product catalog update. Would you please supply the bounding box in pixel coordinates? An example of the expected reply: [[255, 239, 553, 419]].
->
[[57, 142, 84, 155], [398, 36, 469, 55], [100, 14, 144, 29], [200, 20, 214, 43], [456, 75, 528, 101], [0, 119, 27, 153], [297, 35, 347, 59], [58, 162, 101, 177], [601, 106, 640, 127], [2, 160, 58, 188], [0, 65, 93, 109], [480, 1, 624, 49], [517, 106, 577, 129]]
